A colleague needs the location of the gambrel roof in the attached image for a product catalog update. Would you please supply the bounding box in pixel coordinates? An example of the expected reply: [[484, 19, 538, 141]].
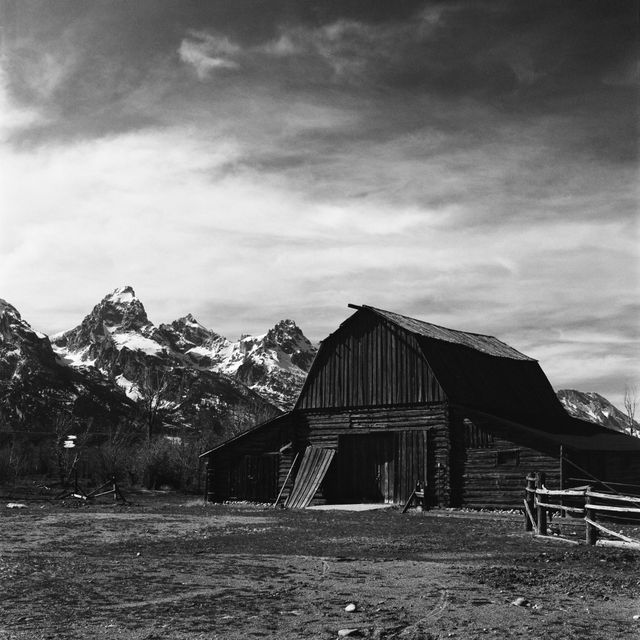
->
[[340, 304, 561, 422], [354, 305, 533, 361]]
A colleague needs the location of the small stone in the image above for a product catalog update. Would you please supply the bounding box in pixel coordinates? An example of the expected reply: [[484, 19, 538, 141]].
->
[[511, 597, 528, 607], [633, 615, 640, 620], [337, 629, 360, 638], [345, 603, 357, 612]]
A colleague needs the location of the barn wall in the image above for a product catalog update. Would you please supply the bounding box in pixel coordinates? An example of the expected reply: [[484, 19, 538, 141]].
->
[[297, 404, 452, 506], [563, 450, 640, 489], [297, 312, 445, 410], [205, 418, 294, 502], [449, 412, 560, 507]]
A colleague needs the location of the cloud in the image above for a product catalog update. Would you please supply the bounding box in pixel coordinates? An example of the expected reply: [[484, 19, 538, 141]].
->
[[0, 1, 637, 411], [0, 68, 46, 138], [178, 31, 240, 79]]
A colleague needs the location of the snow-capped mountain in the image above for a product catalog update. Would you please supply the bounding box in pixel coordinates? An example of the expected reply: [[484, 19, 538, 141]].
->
[[51, 287, 280, 434], [557, 389, 639, 436], [160, 316, 317, 409], [53, 287, 316, 411], [0, 298, 133, 431]]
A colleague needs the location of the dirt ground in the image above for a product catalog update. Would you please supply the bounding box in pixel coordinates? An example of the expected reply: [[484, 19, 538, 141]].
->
[[0, 492, 639, 640]]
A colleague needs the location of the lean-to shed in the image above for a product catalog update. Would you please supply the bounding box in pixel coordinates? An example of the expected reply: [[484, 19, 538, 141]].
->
[[201, 305, 640, 508]]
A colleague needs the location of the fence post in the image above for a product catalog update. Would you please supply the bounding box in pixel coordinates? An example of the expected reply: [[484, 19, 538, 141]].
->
[[525, 474, 536, 531], [585, 487, 598, 545], [203, 460, 209, 504], [535, 472, 547, 536]]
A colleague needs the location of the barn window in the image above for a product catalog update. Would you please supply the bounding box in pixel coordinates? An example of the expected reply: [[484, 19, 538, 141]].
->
[[463, 418, 492, 448], [496, 449, 520, 466]]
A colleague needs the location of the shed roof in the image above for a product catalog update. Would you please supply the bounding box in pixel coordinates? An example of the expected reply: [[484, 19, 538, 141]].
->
[[199, 412, 291, 458], [461, 406, 640, 453]]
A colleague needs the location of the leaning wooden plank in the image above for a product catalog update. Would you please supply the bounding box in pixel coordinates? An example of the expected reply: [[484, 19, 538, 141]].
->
[[402, 490, 417, 514], [285, 447, 335, 509], [584, 518, 640, 545], [296, 449, 334, 508], [285, 449, 314, 509], [523, 499, 536, 528], [274, 452, 299, 507]]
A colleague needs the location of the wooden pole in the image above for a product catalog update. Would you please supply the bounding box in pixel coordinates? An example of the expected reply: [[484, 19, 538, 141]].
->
[[535, 472, 547, 536], [525, 474, 536, 532], [559, 446, 565, 518], [274, 452, 299, 508], [203, 460, 209, 504], [585, 488, 598, 545]]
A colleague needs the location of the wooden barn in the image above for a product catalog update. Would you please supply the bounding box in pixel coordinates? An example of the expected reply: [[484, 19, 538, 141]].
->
[[201, 305, 640, 509]]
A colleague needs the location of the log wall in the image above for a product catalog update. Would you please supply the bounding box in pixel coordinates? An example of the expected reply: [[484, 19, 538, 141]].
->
[[449, 411, 560, 507], [206, 418, 294, 502]]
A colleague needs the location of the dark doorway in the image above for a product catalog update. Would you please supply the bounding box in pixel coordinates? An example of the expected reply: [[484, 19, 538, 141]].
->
[[323, 430, 431, 504]]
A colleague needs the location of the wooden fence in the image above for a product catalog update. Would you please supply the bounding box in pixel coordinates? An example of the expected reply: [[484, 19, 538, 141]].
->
[[524, 472, 640, 547]]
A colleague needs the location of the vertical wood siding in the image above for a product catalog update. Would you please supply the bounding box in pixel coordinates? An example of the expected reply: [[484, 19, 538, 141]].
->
[[297, 313, 445, 409]]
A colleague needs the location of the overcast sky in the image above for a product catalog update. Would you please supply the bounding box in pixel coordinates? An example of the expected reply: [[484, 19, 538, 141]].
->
[[0, 0, 638, 407]]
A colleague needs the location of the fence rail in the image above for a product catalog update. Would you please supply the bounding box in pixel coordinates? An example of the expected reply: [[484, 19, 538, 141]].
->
[[524, 472, 640, 547]]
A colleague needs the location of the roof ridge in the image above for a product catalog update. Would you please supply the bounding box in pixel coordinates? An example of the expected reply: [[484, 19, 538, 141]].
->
[[360, 304, 501, 341], [350, 303, 534, 361]]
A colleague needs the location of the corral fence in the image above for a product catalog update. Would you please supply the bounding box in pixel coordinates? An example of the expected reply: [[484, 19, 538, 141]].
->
[[524, 472, 640, 548]]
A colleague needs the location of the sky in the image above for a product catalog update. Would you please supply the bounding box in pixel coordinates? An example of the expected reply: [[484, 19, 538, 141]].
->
[[0, 0, 638, 408]]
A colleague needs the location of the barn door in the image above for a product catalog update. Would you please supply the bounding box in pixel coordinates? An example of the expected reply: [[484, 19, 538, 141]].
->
[[393, 430, 430, 506], [328, 434, 394, 503]]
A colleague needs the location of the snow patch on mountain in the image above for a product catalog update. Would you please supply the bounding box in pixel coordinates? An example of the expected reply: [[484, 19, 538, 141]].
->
[[115, 374, 142, 401], [53, 344, 97, 368], [108, 286, 136, 305], [111, 332, 166, 356]]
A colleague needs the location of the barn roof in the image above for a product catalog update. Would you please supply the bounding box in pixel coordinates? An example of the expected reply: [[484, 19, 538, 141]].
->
[[350, 305, 534, 361], [346, 304, 565, 422], [199, 412, 291, 458], [462, 407, 640, 452]]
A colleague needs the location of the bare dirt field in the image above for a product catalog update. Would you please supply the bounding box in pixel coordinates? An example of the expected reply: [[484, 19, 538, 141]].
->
[[0, 493, 639, 640]]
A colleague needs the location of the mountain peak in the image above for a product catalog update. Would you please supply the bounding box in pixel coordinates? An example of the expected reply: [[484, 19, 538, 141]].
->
[[158, 314, 224, 353], [94, 286, 149, 330], [265, 318, 313, 356], [557, 388, 639, 436], [105, 286, 137, 305], [0, 298, 22, 322], [51, 286, 153, 360]]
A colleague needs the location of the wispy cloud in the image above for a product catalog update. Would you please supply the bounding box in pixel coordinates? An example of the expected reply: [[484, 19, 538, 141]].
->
[[178, 31, 240, 79]]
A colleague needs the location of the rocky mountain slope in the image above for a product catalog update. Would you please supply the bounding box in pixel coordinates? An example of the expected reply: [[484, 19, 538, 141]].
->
[[557, 389, 639, 436], [0, 298, 133, 433], [53, 286, 316, 412], [50, 287, 281, 436], [160, 315, 316, 409]]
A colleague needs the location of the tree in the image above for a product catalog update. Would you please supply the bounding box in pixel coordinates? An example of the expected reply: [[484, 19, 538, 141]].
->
[[624, 384, 639, 438], [52, 412, 93, 486], [137, 367, 188, 440]]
